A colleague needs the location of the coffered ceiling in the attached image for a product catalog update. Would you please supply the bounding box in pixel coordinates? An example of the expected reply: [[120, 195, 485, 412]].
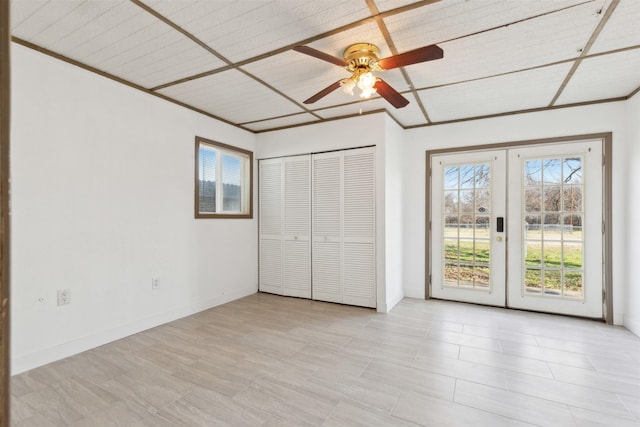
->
[[9, 0, 640, 133]]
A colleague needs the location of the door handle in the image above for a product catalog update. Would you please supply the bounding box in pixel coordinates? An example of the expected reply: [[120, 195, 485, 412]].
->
[[497, 217, 504, 233]]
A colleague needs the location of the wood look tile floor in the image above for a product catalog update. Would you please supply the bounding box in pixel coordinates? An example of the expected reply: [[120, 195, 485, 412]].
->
[[11, 294, 640, 426]]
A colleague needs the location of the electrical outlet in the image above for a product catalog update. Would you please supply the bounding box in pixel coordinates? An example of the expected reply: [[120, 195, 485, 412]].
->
[[152, 278, 160, 290], [57, 289, 71, 306]]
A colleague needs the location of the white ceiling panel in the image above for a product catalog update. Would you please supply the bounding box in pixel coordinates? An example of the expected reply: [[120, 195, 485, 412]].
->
[[556, 49, 640, 105], [404, 1, 603, 89], [157, 69, 305, 124], [243, 113, 319, 132], [419, 63, 573, 122], [140, 0, 372, 63], [11, 0, 84, 36], [372, 0, 418, 13], [589, 0, 640, 54], [384, 0, 594, 52], [241, 50, 351, 110], [11, 0, 224, 88]]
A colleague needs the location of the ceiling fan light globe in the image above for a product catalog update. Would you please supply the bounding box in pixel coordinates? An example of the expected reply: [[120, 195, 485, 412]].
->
[[341, 79, 355, 95], [357, 72, 376, 91], [360, 87, 377, 99]]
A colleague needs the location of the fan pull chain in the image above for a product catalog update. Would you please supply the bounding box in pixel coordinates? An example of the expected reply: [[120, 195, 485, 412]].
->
[[359, 98, 363, 115]]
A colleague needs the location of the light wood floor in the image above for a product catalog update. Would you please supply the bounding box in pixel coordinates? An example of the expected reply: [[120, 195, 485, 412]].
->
[[10, 293, 640, 426]]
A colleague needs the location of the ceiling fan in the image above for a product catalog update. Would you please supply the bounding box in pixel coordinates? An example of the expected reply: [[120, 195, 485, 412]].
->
[[293, 43, 443, 108]]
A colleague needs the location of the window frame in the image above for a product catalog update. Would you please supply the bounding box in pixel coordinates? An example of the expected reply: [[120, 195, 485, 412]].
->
[[195, 136, 253, 219]]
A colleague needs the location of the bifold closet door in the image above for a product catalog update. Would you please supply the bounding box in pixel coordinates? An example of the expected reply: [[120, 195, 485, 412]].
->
[[259, 158, 283, 295], [283, 156, 311, 298], [312, 147, 376, 308], [342, 148, 376, 308], [259, 155, 311, 297], [312, 153, 342, 303]]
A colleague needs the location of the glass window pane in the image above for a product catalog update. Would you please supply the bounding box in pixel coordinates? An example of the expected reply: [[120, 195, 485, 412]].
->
[[459, 190, 474, 213], [474, 265, 490, 289], [525, 269, 542, 294], [444, 166, 459, 189], [475, 164, 490, 188], [444, 239, 459, 261], [444, 215, 459, 238], [474, 239, 490, 264], [525, 241, 542, 267], [563, 157, 583, 184], [543, 241, 562, 268], [525, 215, 541, 240], [544, 270, 562, 295], [459, 264, 474, 288], [564, 271, 583, 298], [543, 213, 561, 229], [563, 214, 582, 242], [525, 160, 542, 185], [444, 264, 459, 287], [544, 186, 561, 212], [525, 187, 542, 212], [563, 186, 582, 211], [459, 215, 474, 238], [444, 191, 458, 213], [475, 190, 490, 213], [543, 158, 562, 184], [474, 216, 490, 239], [199, 145, 216, 213], [563, 241, 583, 269], [222, 154, 242, 212], [459, 165, 475, 189], [458, 239, 474, 264]]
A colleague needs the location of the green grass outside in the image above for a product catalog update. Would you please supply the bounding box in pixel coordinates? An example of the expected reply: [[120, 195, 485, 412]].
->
[[444, 239, 583, 295]]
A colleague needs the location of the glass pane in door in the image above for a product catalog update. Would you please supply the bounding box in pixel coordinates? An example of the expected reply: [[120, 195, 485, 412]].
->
[[522, 156, 584, 299], [442, 163, 491, 290]]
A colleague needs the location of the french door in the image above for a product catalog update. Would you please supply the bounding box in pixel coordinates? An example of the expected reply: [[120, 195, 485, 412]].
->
[[431, 140, 603, 318]]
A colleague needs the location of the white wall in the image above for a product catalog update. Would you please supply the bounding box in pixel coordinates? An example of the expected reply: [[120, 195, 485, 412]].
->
[[383, 116, 405, 310], [402, 102, 630, 325], [11, 44, 258, 374], [624, 93, 640, 335]]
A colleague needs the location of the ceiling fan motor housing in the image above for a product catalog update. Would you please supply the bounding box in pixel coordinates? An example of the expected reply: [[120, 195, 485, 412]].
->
[[343, 43, 381, 74]]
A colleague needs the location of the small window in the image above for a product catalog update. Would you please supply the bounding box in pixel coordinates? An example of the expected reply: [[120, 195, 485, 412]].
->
[[195, 137, 253, 218]]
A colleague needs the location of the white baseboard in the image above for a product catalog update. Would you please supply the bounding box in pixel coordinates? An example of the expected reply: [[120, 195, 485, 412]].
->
[[378, 292, 404, 313], [12, 285, 257, 375], [624, 314, 640, 338], [387, 292, 404, 312]]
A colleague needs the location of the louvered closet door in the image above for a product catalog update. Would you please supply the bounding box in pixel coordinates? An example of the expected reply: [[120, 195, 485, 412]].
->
[[259, 158, 283, 295], [343, 148, 376, 308], [312, 147, 376, 308], [283, 155, 311, 298], [312, 153, 343, 303]]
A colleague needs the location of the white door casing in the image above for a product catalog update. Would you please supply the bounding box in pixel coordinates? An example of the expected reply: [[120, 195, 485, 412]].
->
[[430, 139, 604, 318]]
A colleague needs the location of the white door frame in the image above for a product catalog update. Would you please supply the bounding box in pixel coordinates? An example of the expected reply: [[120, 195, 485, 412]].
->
[[426, 133, 613, 323]]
